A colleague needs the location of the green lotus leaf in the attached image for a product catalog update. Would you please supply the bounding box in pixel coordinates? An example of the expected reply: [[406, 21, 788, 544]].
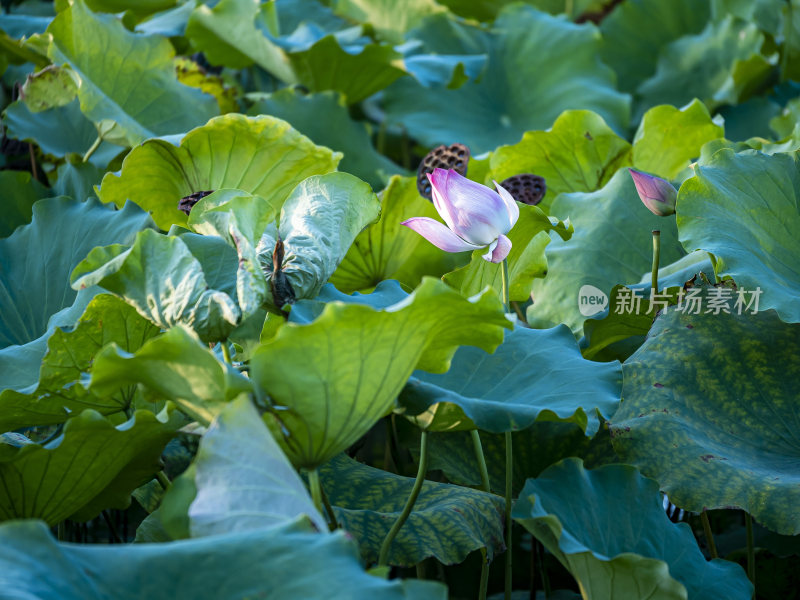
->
[[424, 421, 597, 496], [333, 0, 448, 44], [0, 294, 160, 432], [89, 326, 252, 426], [770, 97, 800, 139], [3, 98, 121, 163], [610, 291, 800, 535], [83, 0, 178, 16], [677, 149, 800, 323], [528, 169, 685, 332], [0, 197, 153, 392], [184, 0, 296, 83], [513, 458, 753, 599], [0, 404, 183, 525], [247, 88, 404, 189], [400, 325, 621, 434], [289, 34, 408, 104], [487, 110, 632, 210], [188, 396, 327, 535], [0, 170, 48, 237], [271, 0, 349, 46], [71, 229, 243, 342], [19, 64, 77, 112], [250, 277, 511, 469], [636, 17, 771, 118], [256, 172, 381, 304], [598, 0, 710, 94], [443, 204, 573, 302], [97, 113, 342, 230], [320, 454, 505, 566], [0, 518, 447, 599], [330, 175, 468, 293], [188, 189, 280, 315], [632, 99, 724, 180], [383, 5, 630, 154], [46, 0, 218, 146]]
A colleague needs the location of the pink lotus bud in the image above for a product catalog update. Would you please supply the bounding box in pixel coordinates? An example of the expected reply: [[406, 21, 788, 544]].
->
[[629, 168, 677, 217], [401, 168, 519, 263]]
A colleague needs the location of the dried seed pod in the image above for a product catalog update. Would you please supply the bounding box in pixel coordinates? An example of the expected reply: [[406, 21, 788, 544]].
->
[[270, 237, 296, 308], [417, 143, 470, 200], [499, 174, 546, 206], [178, 190, 213, 216]]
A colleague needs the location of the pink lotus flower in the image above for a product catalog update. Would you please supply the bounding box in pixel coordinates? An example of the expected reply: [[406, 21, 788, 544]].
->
[[629, 168, 677, 217], [402, 168, 519, 263]]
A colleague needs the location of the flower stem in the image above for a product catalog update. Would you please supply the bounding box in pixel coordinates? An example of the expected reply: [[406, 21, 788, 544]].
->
[[701, 510, 717, 558], [500, 258, 510, 312], [470, 429, 491, 492], [379, 430, 429, 566], [746, 512, 756, 593], [320, 481, 339, 530], [651, 230, 661, 297], [220, 340, 232, 365], [308, 468, 324, 516], [504, 430, 513, 600], [155, 470, 171, 491]]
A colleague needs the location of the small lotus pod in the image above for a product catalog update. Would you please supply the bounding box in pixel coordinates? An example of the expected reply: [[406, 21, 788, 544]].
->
[[499, 174, 546, 206], [416, 143, 470, 200], [178, 190, 213, 216]]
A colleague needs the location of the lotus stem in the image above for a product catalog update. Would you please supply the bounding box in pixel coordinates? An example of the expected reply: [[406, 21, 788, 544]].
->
[[82, 134, 102, 163], [501, 258, 510, 312], [478, 547, 490, 600], [307, 468, 324, 516], [155, 470, 171, 491], [700, 510, 717, 558], [504, 430, 513, 600], [746, 512, 756, 593], [320, 483, 339, 531], [379, 430, 429, 566], [220, 340, 233, 365], [651, 230, 661, 298], [470, 429, 491, 492]]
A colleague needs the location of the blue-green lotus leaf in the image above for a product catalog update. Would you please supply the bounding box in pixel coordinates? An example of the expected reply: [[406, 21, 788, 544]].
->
[[320, 454, 505, 567], [0, 197, 153, 392], [611, 288, 800, 535], [383, 5, 630, 154], [46, 0, 219, 146], [188, 397, 328, 535], [247, 88, 404, 189], [514, 458, 752, 599], [0, 518, 447, 599], [677, 149, 800, 323], [0, 294, 161, 432], [400, 325, 621, 435]]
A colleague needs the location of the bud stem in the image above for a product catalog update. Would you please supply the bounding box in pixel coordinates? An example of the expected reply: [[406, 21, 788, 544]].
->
[[307, 468, 324, 518], [651, 231, 661, 300], [220, 340, 232, 365], [501, 258, 510, 312]]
